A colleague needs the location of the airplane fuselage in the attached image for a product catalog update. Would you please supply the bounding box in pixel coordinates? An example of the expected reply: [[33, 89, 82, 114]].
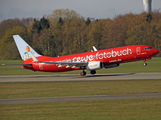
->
[[23, 45, 159, 72]]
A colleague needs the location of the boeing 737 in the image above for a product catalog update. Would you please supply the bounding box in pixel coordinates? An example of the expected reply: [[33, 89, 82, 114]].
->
[[3, 35, 159, 76]]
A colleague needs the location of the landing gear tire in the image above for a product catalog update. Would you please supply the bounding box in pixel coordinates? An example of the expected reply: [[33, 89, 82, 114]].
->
[[90, 70, 96, 75], [80, 71, 86, 76], [144, 63, 147, 66]]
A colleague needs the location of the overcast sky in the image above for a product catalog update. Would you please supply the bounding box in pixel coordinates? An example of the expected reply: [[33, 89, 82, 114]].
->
[[0, 0, 161, 22]]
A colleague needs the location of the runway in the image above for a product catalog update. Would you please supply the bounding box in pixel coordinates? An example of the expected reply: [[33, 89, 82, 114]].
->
[[0, 73, 161, 104], [0, 73, 161, 82], [1, 93, 161, 104]]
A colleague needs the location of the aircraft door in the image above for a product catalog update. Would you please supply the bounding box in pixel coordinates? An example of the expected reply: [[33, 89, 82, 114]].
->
[[39, 63, 44, 70], [136, 47, 141, 55], [134, 47, 141, 60]]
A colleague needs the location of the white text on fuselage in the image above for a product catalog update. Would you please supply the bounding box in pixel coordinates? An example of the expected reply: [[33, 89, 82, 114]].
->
[[58, 48, 132, 62]]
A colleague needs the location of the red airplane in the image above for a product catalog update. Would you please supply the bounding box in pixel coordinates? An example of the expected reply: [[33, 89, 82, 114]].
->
[[6, 35, 159, 76]]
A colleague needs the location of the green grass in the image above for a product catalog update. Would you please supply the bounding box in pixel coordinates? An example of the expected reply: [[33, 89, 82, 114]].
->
[[0, 57, 161, 75], [1, 80, 161, 99], [0, 80, 161, 120], [1, 99, 161, 120], [0, 58, 161, 120]]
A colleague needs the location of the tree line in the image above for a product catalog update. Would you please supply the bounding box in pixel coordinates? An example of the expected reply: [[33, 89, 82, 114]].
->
[[0, 9, 161, 60]]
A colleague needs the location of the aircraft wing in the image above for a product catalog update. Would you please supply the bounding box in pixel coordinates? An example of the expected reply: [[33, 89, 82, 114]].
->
[[28, 52, 87, 67], [2, 63, 32, 66], [41, 61, 87, 67], [2, 61, 87, 67]]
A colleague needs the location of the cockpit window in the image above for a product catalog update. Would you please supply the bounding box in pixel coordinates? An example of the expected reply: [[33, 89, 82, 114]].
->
[[145, 47, 152, 50]]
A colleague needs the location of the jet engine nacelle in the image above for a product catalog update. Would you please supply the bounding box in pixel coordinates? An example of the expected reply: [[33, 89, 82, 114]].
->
[[87, 61, 103, 70], [104, 64, 119, 69]]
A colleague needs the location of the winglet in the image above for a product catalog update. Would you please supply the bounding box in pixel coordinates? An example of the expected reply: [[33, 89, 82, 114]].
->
[[93, 46, 97, 51]]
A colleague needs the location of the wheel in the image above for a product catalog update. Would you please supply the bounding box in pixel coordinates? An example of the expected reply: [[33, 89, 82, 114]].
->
[[90, 70, 96, 75], [80, 71, 86, 76], [144, 63, 147, 66]]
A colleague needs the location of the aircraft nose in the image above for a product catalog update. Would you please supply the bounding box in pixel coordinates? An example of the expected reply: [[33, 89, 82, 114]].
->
[[152, 48, 159, 55]]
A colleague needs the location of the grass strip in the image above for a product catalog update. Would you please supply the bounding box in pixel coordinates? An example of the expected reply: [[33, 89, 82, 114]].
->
[[0, 99, 161, 120], [1, 80, 161, 99]]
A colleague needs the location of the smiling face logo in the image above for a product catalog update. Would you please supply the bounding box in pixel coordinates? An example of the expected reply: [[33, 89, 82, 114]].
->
[[26, 46, 30, 52]]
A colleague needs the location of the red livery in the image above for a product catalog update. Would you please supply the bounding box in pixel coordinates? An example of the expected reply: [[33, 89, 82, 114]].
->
[[10, 35, 159, 76]]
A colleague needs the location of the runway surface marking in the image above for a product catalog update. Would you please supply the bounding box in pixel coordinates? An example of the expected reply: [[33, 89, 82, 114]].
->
[[0, 93, 161, 104], [0, 73, 161, 83]]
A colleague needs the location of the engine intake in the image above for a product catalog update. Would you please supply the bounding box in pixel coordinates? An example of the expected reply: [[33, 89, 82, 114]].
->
[[87, 61, 103, 70]]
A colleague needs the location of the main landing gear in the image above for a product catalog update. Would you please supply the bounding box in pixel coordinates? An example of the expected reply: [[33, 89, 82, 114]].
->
[[90, 70, 96, 75], [80, 67, 86, 76], [80, 69, 96, 76], [80, 70, 86, 76]]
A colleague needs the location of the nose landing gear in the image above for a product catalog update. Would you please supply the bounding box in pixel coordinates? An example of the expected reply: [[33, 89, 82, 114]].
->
[[144, 62, 147, 66], [143, 58, 151, 66]]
